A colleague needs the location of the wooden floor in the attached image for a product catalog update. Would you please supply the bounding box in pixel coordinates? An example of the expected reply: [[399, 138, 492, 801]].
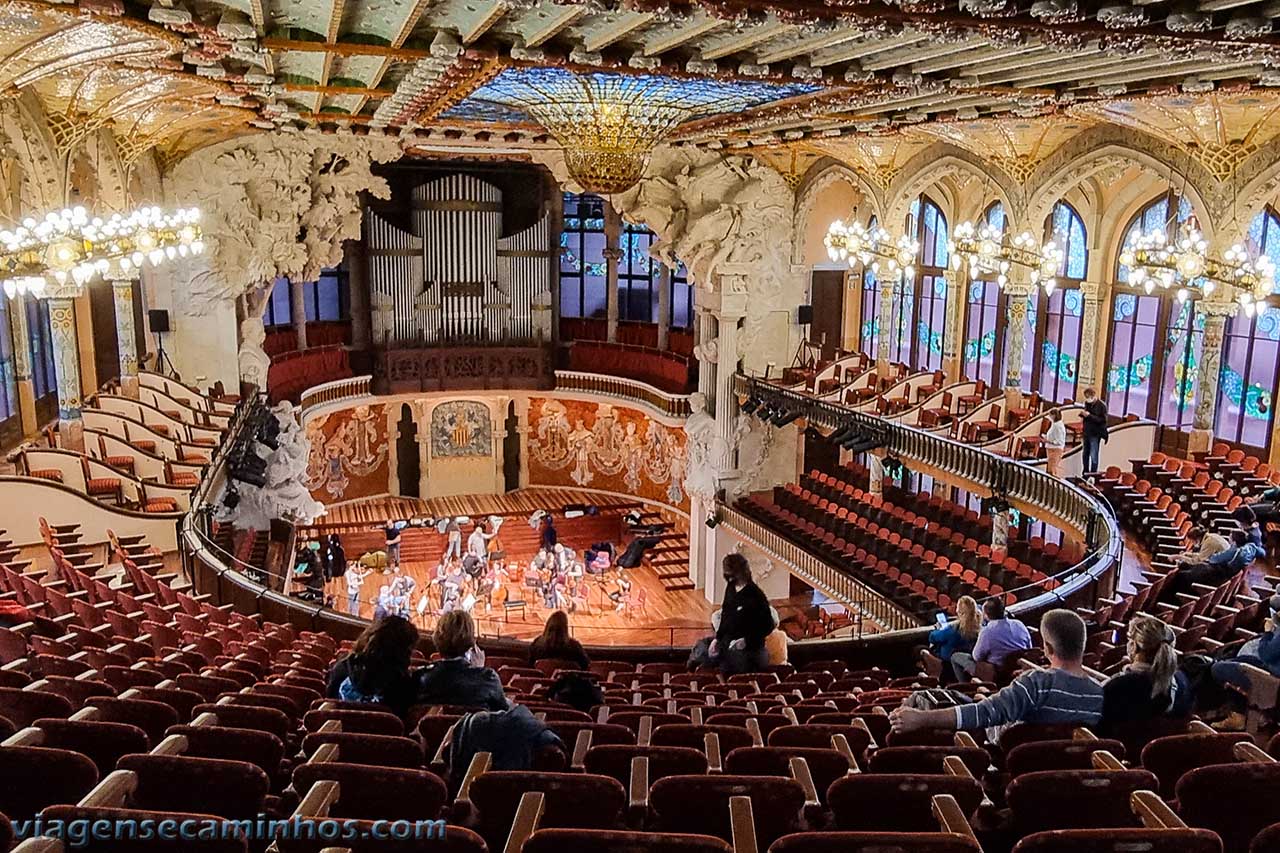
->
[[315, 489, 714, 646]]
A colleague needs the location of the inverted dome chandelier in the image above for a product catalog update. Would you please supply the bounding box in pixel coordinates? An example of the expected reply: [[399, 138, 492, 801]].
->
[[1120, 217, 1276, 315], [824, 219, 921, 282], [473, 69, 753, 195], [949, 220, 1065, 293], [0, 205, 202, 299]]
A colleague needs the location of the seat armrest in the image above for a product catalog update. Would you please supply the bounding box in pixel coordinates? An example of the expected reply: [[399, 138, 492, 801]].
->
[[931, 794, 979, 843], [79, 769, 139, 809], [503, 791, 545, 853], [729, 795, 757, 853], [1131, 790, 1184, 828], [628, 756, 649, 824]]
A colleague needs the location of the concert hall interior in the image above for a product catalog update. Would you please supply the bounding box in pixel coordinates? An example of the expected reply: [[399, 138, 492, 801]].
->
[[5, 0, 1280, 851]]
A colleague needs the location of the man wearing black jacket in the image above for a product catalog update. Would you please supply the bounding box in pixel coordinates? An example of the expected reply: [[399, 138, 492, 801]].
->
[[711, 553, 775, 674], [1081, 386, 1108, 474]]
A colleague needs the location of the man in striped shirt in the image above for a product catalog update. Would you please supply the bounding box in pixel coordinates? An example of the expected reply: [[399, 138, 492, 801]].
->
[[890, 609, 1103, 737]]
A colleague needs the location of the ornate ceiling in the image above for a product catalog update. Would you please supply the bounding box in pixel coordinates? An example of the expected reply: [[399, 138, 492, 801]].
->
[[8, 0, 1280, 176]]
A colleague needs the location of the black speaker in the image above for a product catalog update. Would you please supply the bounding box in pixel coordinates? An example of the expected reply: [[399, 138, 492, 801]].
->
[[148, 309, 170, 334], [797, 304, 813, 326]]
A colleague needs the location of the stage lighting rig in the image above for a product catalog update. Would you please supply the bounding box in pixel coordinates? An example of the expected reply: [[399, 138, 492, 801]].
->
[[771, 407, 801, 427], [740, 396, 760, 416]]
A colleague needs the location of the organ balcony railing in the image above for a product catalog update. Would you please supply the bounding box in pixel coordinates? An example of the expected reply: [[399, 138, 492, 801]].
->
[[555, 371, 692, 419]]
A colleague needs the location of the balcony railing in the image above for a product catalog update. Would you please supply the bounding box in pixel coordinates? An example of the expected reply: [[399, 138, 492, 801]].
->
[[555, 371, 692, 419], [300, 375, 372, 416]]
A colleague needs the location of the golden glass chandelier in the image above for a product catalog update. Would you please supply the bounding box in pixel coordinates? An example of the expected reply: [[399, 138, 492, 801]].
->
[[949, 220, 1065, 293], [469, 69, 753, 195], [0, 205, 203, 299], [825, 219, 921, 282], [1120, 217, 1276, 314]]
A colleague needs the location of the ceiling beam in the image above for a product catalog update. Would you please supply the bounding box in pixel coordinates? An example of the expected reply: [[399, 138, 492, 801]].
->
[[460, 0, 506, 45], [520, 5, 589, 48], [913, 43, 1040, 74], [262, 38, 432, 58], [701, 20, 794, 60], [1004, 53, 1160, 86], [811, 33, 929, 66], [583, 12, 657, 52], [860, 39, 986, 72], [642, 12, 725, 55], [389, 0, 434, 49], [326, 0, 346, 42], [280, 82, 390, 98], [755, 28, 864, 64], [1075, 59, 1259, 88]]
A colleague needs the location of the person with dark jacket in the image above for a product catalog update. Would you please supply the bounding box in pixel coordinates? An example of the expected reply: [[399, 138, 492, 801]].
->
[[528, 610, 590, 670], [1080, 387, 1108, 473], [416, 610, 508, 710], [325, 615, 420, 718], [711, 553, 774, 674], [1100, 615, 1191, 733]]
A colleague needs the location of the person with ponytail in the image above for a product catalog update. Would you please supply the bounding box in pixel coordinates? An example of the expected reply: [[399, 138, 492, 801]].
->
[[1100, 615, 1192, 732]]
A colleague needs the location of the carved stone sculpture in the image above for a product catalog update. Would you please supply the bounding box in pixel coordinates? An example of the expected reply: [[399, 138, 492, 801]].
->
[[683, 391, 728, 502]]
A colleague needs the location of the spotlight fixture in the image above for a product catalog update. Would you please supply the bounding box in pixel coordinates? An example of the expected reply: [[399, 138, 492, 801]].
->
[[772, 408, 801, 427], [827, 423, 858, 445], [222, 486, 240, 510], [740, 396, 760, 415], [705, 513, 721, 529]]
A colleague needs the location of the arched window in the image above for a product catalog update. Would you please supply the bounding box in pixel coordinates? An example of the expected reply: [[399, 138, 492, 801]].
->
[[1108, 193, 1195, 420], [859, 215, 880, 358], [1217, 206, 1280, 450], [963, 202, 1004, 386], [1034, 201, 1087, 403], [900, 195, 949, 371]]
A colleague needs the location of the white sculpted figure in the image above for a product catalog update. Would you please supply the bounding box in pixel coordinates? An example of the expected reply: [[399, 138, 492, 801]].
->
[[217, 402, 325, 530], [683, 392, 728, 502]]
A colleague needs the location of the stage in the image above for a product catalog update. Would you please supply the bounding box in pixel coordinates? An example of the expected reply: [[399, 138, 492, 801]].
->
[[302, 488, 715, 646]]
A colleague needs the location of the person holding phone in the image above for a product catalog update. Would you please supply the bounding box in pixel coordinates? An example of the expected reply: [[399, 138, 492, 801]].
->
[[927, 595, 980, 682], [415, 610, 508, 710]]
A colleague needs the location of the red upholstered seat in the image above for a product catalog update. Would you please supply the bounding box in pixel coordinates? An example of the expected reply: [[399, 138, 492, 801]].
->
[[771, 832, 982, 853], [145, 498, 180, 513], [170, 472, 200, 487], [133, 440, 157, 452], [29, 468, 63, 481], [41, 806, 249, 852], [523, 828, 730, 853], [116, 753, 270, 818], [1011, 829, 1222, 853], [469, 771, 626, 850], [105, 454, 136, 472], [291, 762, 448, 820], [828, 774, 983, 831], [86, 477, 122, 494], [0, 744, 99, 821]]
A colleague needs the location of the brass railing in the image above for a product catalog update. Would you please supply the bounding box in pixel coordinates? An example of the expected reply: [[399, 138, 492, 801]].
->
[[720, 503, 916, 633], [300, 375, 372, 416], [555, 371, 692, 419]]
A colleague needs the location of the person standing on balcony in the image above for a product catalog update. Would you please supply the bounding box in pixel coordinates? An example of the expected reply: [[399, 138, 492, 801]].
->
[[1081, 387, 1108, 474], [1044, 410, 1067, 477]]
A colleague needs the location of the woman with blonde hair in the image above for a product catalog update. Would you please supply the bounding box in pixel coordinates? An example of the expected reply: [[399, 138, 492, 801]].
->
[[928, 595, 981, 682], [1100, 614, 1191, 731]]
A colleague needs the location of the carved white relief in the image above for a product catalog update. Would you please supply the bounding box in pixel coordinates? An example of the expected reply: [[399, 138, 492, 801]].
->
[[217, 402, 325, 531], [683, 391, 728, 503]]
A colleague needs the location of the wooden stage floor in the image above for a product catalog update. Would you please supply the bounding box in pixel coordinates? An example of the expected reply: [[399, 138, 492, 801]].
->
[[315, 489, 715, 647]]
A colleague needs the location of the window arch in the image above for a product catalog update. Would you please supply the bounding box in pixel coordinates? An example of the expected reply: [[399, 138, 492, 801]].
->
[[899, 195, 949, 371], [1107, 193, 1196, 421], [1033, 201, 1086, 403], [962, 202, 1004, 386], [859, 215, 880, 358], [1217, 205, 1280, 450]]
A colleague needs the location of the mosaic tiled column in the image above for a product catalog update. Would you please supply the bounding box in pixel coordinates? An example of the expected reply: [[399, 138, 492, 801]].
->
[[8, 298, 36, 436], [876, 276, 894, 376], [604, 203, 621, 343], [868, 454, 884, 497], [47, 296, 84, 450], [111, 278, 139, 398], [657, 263, 671, 351], [942, 268, 964, 384], [1002, 282, 1034, 407], [1189, 299, 1236, 455], [1076, 282, 1103, 392], [290, 279, 308, 350]]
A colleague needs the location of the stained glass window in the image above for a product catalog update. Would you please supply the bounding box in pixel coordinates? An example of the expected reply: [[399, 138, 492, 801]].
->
[[1048, 201, 1088, 280], [1159, 300, 1203, 430], [27, 297, 54, 402], [910, 196, 948, 371], [1039, 288, 1084, 403], [1218, 205, 1280, 449], [264, 277, 292, 327], [1118, 194, 1192, 284], [0, 298, 15, 423], [297, 269, 349, 323], [1107, 293, 1160, 417], [964, 203, 1005, 385], [860, 215, 880, 359], [618, 222, 655, 322]]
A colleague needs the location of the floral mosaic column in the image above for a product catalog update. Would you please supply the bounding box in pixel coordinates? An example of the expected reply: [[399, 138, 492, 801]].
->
[[8, 297, 36, 436], [1076, 282, 1103, 392], [876, 276, 894, 375], [1189, 299, 1236, 454], [47, 296, 84, 450], [942, 268, 964, 384], [111, 278, 139, 398], [1002, 282, 1033, 392]]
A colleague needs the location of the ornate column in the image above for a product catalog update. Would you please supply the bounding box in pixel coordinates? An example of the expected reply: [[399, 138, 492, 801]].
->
[[9, 299, 36, 437], [46, 296, 84, 450], [942, 268, 964, 384], [1189, 298, 1236, 455], [657, 263, 672, 351], [290, 279, 307, 350], [868, 454, 883, 497], [1076, 282, 1104, 393], [110, 278, 140, 398], [876, 276, 894, 376], [992, 508, 1010, 557], [695, 300, 716, 399], [604, 202, 622, 343], [1001, 281, 1034, 407]]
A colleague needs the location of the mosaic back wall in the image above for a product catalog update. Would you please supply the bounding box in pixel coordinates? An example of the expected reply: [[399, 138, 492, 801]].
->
[[304, 403, 390, 503], [527, 397, 689, 513]]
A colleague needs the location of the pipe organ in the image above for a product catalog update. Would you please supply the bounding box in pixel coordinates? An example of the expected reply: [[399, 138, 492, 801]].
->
[[367, 175, 552, 347]]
